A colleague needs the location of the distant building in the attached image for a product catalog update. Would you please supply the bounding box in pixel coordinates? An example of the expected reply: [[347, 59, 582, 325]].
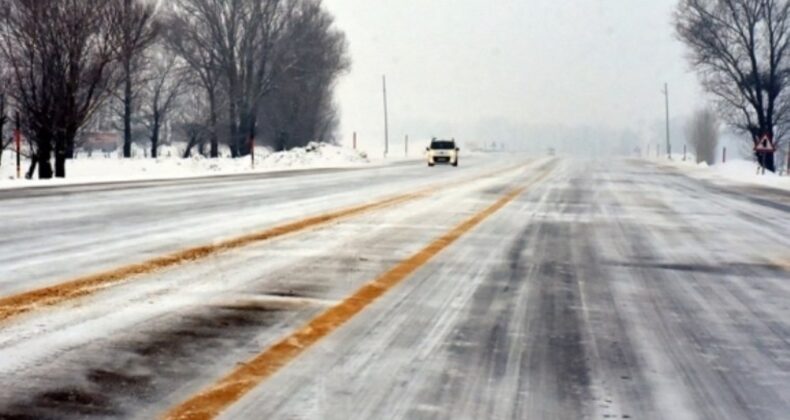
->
[[79, 131, 121, 152]]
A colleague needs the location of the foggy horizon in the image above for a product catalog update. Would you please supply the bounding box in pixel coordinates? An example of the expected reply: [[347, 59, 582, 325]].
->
[[326, 0, 706, 153]]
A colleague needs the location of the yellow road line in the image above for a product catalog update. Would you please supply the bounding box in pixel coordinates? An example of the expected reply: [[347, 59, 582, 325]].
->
[[163, 166, 554, 420], [0, 193, 422, 323], [0, 162, 540, 324], [773, 258, 790, 272]]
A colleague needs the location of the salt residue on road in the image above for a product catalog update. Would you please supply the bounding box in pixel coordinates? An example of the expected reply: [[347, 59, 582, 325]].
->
[[0, 142, 370, 189]]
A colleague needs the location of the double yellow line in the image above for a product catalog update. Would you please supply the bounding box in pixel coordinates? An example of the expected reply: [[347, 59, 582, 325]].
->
[[0, 161, 541, 323], [163, 165, 555, 420]]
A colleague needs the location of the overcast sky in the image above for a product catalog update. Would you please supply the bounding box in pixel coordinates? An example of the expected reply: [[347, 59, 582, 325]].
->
[[323, 0, 705, 154]]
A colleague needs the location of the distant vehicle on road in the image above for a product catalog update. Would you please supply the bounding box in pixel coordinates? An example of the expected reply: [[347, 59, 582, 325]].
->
[[426, 138, 459, 167]]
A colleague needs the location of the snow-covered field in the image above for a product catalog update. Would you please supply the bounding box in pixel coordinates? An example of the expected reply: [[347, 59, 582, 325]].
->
[[0, 142, 375, 189], [648, 155, 790, 191]]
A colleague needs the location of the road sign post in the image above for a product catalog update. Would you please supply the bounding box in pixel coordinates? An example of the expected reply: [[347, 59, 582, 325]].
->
[[754, 134, 777, 175]]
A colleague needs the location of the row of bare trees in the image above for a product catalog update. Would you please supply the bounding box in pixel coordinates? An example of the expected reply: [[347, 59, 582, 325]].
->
[[675, 0, 790, 171], [0, 0, 349, 178]]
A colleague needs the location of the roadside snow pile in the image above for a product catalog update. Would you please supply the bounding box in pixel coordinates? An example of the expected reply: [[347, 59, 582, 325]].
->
[[707, 159, 790, 189], [258, 142, 368, 167], [0, 142, 369, 188], [654, 156, 790, 191]]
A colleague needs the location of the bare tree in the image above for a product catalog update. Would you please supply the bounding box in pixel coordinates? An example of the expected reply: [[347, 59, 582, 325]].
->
[[141, 51, 186, 158], [687, 108, 720, 164], [675, 0, 790, 172], [170, 84, 203, 158], [0, 0, 122, 178], [258, 0, 349, 150], [166, 0, 295, 158], [163, 4, 224, 158], [116, 0, 160, 159]]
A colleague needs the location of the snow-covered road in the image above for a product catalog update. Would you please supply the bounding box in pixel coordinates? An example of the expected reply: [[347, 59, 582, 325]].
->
[[0, 157, 788, 419]]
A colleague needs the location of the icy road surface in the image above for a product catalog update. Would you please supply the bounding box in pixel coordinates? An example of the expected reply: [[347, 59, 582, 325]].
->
[[0, 156, 788, 419]]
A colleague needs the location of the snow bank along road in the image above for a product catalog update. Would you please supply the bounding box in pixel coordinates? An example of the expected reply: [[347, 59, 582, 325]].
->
[[0, 156, 788, 419]]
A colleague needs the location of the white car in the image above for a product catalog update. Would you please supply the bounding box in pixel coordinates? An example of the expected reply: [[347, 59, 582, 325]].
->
[[426, 139, 459, 167]]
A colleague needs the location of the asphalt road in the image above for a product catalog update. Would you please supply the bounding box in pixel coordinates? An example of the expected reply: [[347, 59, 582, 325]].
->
[[0, 156, 788, 419]]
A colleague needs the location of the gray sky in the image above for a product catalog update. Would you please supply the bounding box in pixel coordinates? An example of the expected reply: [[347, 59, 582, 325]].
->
[[324, 0, 705, 154]]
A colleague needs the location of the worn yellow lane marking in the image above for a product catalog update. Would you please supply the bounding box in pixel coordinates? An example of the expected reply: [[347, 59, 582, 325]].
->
[[163, 166, 555, 420], [773, 258, 790, 272], [0, 193, 420, 323], [0, 161, 543, 324]]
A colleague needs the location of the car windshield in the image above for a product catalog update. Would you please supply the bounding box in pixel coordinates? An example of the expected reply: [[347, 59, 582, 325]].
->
[[430, 141, 455, 150]]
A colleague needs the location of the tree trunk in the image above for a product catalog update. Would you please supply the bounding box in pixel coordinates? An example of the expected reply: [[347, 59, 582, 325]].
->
[[208, 90, 219, 158], [123, 59, 133, 159], [54, 153, 66, 177], [277, 130, 288, 152], [237, 118, 248, 157], [38, 135, 53, 179], [228, 100, 239, 158], [756, 152, 777, 172], [755, 129, 778, 172], [25, 155, 37, 179], [151, 117, 160, 159], [237, 113, 255, 156], [0, 114, 5, 166], [183, 133, 197, 158], [54, 135, 66, 178], [65, 139, 75, 159]]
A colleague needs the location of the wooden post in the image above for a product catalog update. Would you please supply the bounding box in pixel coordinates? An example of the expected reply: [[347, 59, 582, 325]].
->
[[722, 147, 727, 164], [353, 132, 357, 150]]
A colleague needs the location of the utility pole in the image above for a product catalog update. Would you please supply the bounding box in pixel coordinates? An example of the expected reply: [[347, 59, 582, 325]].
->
[[663, 83, 672, 159], [382, 75, 389, 158]]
